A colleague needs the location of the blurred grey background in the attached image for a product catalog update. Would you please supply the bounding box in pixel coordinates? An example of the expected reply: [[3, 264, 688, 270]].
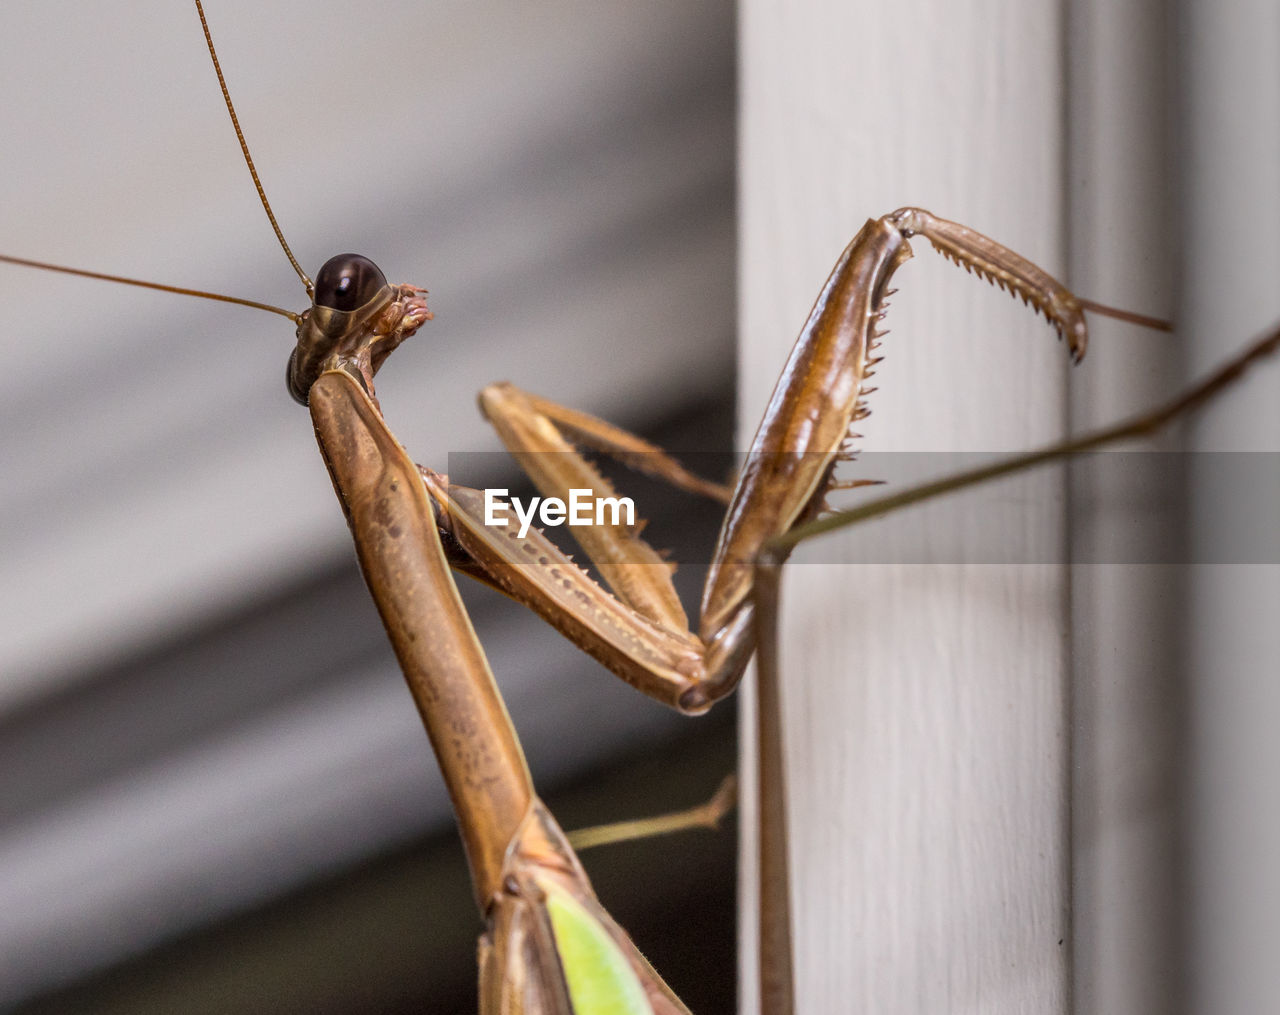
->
[[0, 2, 737, 1011]]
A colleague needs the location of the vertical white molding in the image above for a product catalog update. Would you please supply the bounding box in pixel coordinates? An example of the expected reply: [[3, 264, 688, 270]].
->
[[1180, 3, 1280, 1013], [740, 2, 1071, 1012], [1065, 3, 1183, 1013]]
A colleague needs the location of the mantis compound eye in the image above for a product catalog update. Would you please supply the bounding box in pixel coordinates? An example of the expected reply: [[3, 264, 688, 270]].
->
[[313, 253, 388, 312]]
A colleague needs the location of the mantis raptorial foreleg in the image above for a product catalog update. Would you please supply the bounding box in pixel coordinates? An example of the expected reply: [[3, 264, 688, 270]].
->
[[425, 208, 1090, 711]]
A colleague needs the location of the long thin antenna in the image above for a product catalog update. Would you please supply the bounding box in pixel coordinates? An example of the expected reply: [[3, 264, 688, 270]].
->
[[0, 254, 299, 322], [195, 0, 314, 298]]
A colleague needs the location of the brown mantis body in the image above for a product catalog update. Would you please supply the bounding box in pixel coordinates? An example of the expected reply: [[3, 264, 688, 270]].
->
[[3, 1, 1278, 1012]]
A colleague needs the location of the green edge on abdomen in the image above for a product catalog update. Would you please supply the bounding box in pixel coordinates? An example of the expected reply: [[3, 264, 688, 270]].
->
[[544, 882, 654, 1015]]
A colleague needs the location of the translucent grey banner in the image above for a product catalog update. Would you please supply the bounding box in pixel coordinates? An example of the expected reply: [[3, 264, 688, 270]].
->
[[442, 451, 1279, 566]]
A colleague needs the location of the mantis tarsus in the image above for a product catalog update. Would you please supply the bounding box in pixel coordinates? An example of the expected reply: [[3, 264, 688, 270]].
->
[[5, 1, 1274, 1013]]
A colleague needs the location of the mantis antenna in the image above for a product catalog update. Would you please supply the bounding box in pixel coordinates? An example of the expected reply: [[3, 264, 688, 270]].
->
[[0, 253, 298, 322], [0, 4, 313, 324], [195, 0, 314, 299]]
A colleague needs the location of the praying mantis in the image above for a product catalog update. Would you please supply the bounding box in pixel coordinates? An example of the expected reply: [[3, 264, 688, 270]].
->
[[2, 1, 1280, 1013], [1, 3, 739, 1009]]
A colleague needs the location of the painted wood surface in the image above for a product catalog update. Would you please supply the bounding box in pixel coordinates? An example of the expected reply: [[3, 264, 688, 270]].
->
[[740, 2, 1071, 1011]]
